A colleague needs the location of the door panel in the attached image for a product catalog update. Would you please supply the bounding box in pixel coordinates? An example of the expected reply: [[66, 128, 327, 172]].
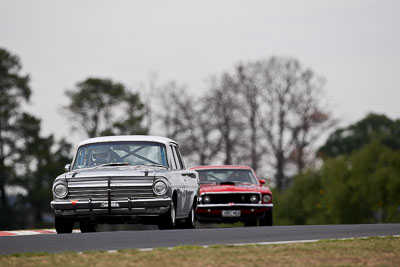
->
[[169, 144, 186, 217], [183, 170, 199, 210]]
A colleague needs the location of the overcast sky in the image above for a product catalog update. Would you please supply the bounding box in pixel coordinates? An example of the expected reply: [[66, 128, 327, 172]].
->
[[1, 0, 399, 145]]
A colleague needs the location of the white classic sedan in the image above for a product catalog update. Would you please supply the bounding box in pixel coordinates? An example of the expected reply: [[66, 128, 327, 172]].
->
[[50, 135, 199, 233]]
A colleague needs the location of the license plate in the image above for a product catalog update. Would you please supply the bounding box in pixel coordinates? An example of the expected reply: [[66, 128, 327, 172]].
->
[[222, 210, 241, 217], [101, 201, 119, 208]]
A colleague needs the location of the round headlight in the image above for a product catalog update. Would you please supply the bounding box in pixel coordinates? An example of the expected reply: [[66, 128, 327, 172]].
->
[[262, 194, 272, 203], [153, 180, 168, 196], [53, 183, 68, 198], [203, 195, 211, 204], [250, 194, 259, 203]]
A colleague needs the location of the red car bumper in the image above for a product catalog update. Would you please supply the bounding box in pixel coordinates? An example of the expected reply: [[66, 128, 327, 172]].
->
[[195, 204, 273, 223]]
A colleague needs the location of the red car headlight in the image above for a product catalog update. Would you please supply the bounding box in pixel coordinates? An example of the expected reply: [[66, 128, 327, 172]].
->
[[262, 194, 272, 203], [250, 194, 259, 203], [203, 195, 211, 204]]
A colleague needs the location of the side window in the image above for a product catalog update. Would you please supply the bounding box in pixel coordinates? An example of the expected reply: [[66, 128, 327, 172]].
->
[[175, 146, 185, 169], [172, 145, 183, 170], [169, 145, 178, 170]]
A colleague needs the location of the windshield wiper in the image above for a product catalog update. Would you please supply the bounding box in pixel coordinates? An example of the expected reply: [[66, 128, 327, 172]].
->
[[96, 162, 130, 168], [236, 182, 253, 185], [134, 163, 168, 169]]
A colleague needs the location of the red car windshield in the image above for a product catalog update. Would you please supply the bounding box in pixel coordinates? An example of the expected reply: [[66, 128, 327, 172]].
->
[[196, 169, 258, 185]]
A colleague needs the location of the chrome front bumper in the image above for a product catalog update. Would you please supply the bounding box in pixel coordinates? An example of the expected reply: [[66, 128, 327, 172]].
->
[[51, 198, 171, 217]]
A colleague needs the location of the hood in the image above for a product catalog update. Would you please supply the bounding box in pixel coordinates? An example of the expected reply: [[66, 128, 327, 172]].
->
[[200, 183, 271, 194], [55, 166, 168, 181]]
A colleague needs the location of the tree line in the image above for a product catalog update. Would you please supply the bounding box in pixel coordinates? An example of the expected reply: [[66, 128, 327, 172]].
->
[[152, 59, 335, 190], [1, 46, 399, 229]]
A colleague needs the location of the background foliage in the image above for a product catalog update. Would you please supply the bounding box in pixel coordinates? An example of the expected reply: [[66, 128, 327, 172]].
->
[[275, 115, 400, 225]]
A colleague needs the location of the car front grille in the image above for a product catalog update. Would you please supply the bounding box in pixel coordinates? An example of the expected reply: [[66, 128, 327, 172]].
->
[[202, 192, 261, 204], [66, 177, 155, 201]]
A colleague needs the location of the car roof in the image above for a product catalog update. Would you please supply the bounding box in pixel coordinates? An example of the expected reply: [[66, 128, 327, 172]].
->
[[189, 165, 254, 171], [77, 135, 177, 147]]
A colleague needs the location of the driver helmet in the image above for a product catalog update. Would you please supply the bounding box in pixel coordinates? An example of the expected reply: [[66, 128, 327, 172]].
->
[[91, 147, 111, 163]]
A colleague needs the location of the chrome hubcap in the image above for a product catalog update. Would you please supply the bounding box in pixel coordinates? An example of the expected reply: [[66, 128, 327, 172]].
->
[[191, 207, 195, 225], [171, 203, 176, 225]]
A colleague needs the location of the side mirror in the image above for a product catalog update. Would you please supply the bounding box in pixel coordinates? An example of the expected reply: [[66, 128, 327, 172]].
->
[[259, 179, 266, 185], [65, 164, 71, 172]]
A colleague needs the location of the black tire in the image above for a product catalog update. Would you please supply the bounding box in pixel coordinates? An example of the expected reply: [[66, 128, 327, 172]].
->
[[244, 219, 258, 227], [55, 216, 74, 234], [259, 209, 273, 226], [158, 201, 176, 230], [80, 221, 97, 233], [182, 203, 196, 229]]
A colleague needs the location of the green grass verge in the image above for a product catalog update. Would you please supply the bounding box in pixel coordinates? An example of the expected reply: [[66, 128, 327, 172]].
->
[[1, 236, 399, 266]]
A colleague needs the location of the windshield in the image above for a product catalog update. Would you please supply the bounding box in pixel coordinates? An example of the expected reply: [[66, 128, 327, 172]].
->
[[196, 169, 258, 185], [72, 141, 168, 170]]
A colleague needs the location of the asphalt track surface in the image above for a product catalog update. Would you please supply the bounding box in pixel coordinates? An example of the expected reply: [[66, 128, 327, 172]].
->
[[0, 224, 399, 255]]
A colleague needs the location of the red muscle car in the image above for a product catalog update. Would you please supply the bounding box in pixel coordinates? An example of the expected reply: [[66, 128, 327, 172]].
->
[[190, 165, 273, 226]]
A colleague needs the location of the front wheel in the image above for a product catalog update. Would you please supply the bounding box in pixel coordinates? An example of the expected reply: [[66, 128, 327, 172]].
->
[[259, 209, 273, 226], [55, 216, 74, 234], [158, 201, 176, 230]]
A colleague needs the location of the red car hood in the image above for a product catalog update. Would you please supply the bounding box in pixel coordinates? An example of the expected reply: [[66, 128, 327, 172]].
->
[[200, 184, 271, 194]]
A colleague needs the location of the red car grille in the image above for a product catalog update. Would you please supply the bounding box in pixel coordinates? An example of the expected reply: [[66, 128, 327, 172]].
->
[[202, 193, 261, 204]]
